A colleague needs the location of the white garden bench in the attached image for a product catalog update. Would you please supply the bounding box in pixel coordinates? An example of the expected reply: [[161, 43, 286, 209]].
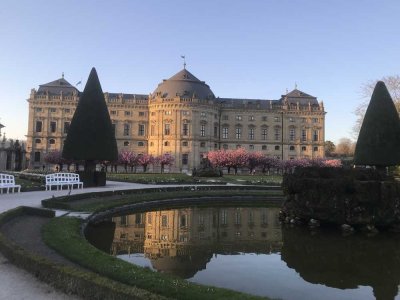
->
[[45, 173, 83, 191], [0, 174, 21, 194]]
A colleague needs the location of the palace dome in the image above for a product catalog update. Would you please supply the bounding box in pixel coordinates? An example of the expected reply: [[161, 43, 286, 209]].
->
[[152, 69, 215, 100]]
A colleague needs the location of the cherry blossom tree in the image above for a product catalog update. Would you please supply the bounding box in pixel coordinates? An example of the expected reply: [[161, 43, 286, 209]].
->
[[118, 150, 134, 173], [323, 159, 342, 167], [227, 148, 249, 175], [44, 150, 65, 171], [138, 154, 154, 173], [247, 151, 264, 174], [156, 153, 175, 173], [207, 150, 228, 169]]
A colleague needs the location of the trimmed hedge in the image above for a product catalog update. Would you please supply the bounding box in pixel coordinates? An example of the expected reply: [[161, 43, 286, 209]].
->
[[41, 185, 283, 211]]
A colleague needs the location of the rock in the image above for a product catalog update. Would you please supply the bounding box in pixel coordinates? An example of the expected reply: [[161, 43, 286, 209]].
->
[[341, 224, 355, 234], [361, 224, 379, 235], [290, 217, 303, 225], [308, 219, 320, 228]]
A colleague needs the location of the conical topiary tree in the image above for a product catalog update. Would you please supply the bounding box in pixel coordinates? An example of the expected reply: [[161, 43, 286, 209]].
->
[[62, 68, 118, 172], [354, 81, 400, 167]]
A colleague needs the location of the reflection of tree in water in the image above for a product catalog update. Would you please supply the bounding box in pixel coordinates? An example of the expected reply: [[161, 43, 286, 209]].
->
[[150, 248, 213, 278], [85, 221, 116, 253], [281, 227, 400, 300]]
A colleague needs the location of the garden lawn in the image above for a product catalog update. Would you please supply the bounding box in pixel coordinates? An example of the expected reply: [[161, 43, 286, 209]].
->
[[106, 173, 282, 186]]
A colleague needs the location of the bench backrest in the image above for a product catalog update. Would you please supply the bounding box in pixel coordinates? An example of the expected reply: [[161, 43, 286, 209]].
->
[[45, 173, 80, 184], [0, 174, 16, 185]]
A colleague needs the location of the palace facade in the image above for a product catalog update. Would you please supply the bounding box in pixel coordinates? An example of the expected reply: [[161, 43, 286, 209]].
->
[[26, 68, 325, 171]]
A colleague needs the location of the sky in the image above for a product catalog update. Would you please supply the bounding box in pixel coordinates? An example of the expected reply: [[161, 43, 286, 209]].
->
[[1, 0, 399, 144]]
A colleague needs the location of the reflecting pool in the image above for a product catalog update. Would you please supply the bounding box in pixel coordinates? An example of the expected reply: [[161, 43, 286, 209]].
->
[[86, 205, 400, 300]]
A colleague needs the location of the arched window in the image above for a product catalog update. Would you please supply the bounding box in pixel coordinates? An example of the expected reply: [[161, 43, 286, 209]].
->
[[35, 138, 41, 144], [49, 139, 55, 145]]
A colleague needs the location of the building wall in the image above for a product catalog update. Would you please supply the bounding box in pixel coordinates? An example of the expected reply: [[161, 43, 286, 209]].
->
[[26, 82, 325, 171]]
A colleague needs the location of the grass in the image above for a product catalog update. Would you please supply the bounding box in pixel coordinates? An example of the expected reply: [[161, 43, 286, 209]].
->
[[42, 217, 268, 300], [106, 173, 282, 186], [15, 177, 44, 191]]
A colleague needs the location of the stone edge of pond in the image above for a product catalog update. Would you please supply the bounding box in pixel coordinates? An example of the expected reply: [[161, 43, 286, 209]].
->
[[0, 206, 170, 300]]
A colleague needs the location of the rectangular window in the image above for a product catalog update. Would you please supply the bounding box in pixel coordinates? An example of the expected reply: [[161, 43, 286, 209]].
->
[[125, 111, 131, 116], [182, 111, 189, 116], [214, 126, 218, 138], [262, 116, 267, 121], [35, 121, 42, 133], [139, 111, 145, 117], [222, 127, 228, 139], [200, 125, 206, 137], [50, 108, 57, 113], [274, 128, 280, 141], [301, 129, 307, 141], [161, 215, 168, 227], [138, 124, 145, 136], [249, 144, 254, 150], [123, 124, 130, 136], [182, 141, 188, 147], [34, 151, 41, 162], [165, 110, 172, 115], [249, 128, 255, 140], [151, 112, 156, 116], [35, 108, 42, 112], [274, 116, 280, 122], [313, 130, 319, 141], [262, 128, 268, 140], [63, 122, 70, 134], [223, 115, 229, 120], [201, 112, 206, 117], [249, 115, 255, 121], [221, 209, 228, 225], [151, 125, 155, 136], [236, 115, 242, 121], [165, 124, 171, 135], [64, 108, 70, 113], [289, 128, 295, 141], [236, 127, 241, 139], [235, 211, 241, 225], [110, 110, 117, 115], [50, 121, 57, 133], [312, 118, 319, 123], [289, 117, 295, 122], [182, 123, 189, 136]]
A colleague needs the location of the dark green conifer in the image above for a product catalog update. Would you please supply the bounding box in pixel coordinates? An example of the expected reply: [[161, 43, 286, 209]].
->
[[354, 81, 400, 166], [62, 68, 117, 170]]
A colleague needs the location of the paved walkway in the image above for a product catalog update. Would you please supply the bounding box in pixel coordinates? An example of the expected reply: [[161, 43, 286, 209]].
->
[[0, 181, 159, 300]]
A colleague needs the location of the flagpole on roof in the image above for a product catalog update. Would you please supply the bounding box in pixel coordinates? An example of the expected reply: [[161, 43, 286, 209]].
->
[[181, 55, 186, 69]]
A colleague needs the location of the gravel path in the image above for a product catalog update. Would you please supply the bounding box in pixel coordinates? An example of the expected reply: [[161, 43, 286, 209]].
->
[[0, 253, 79, 300]]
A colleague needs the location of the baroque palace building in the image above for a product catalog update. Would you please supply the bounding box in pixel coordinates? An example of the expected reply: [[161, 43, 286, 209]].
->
[[26, 67, 326, 171]]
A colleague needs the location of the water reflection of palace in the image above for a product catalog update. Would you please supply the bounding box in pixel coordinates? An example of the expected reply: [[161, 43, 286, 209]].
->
[[110, 207, 283, 278]]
